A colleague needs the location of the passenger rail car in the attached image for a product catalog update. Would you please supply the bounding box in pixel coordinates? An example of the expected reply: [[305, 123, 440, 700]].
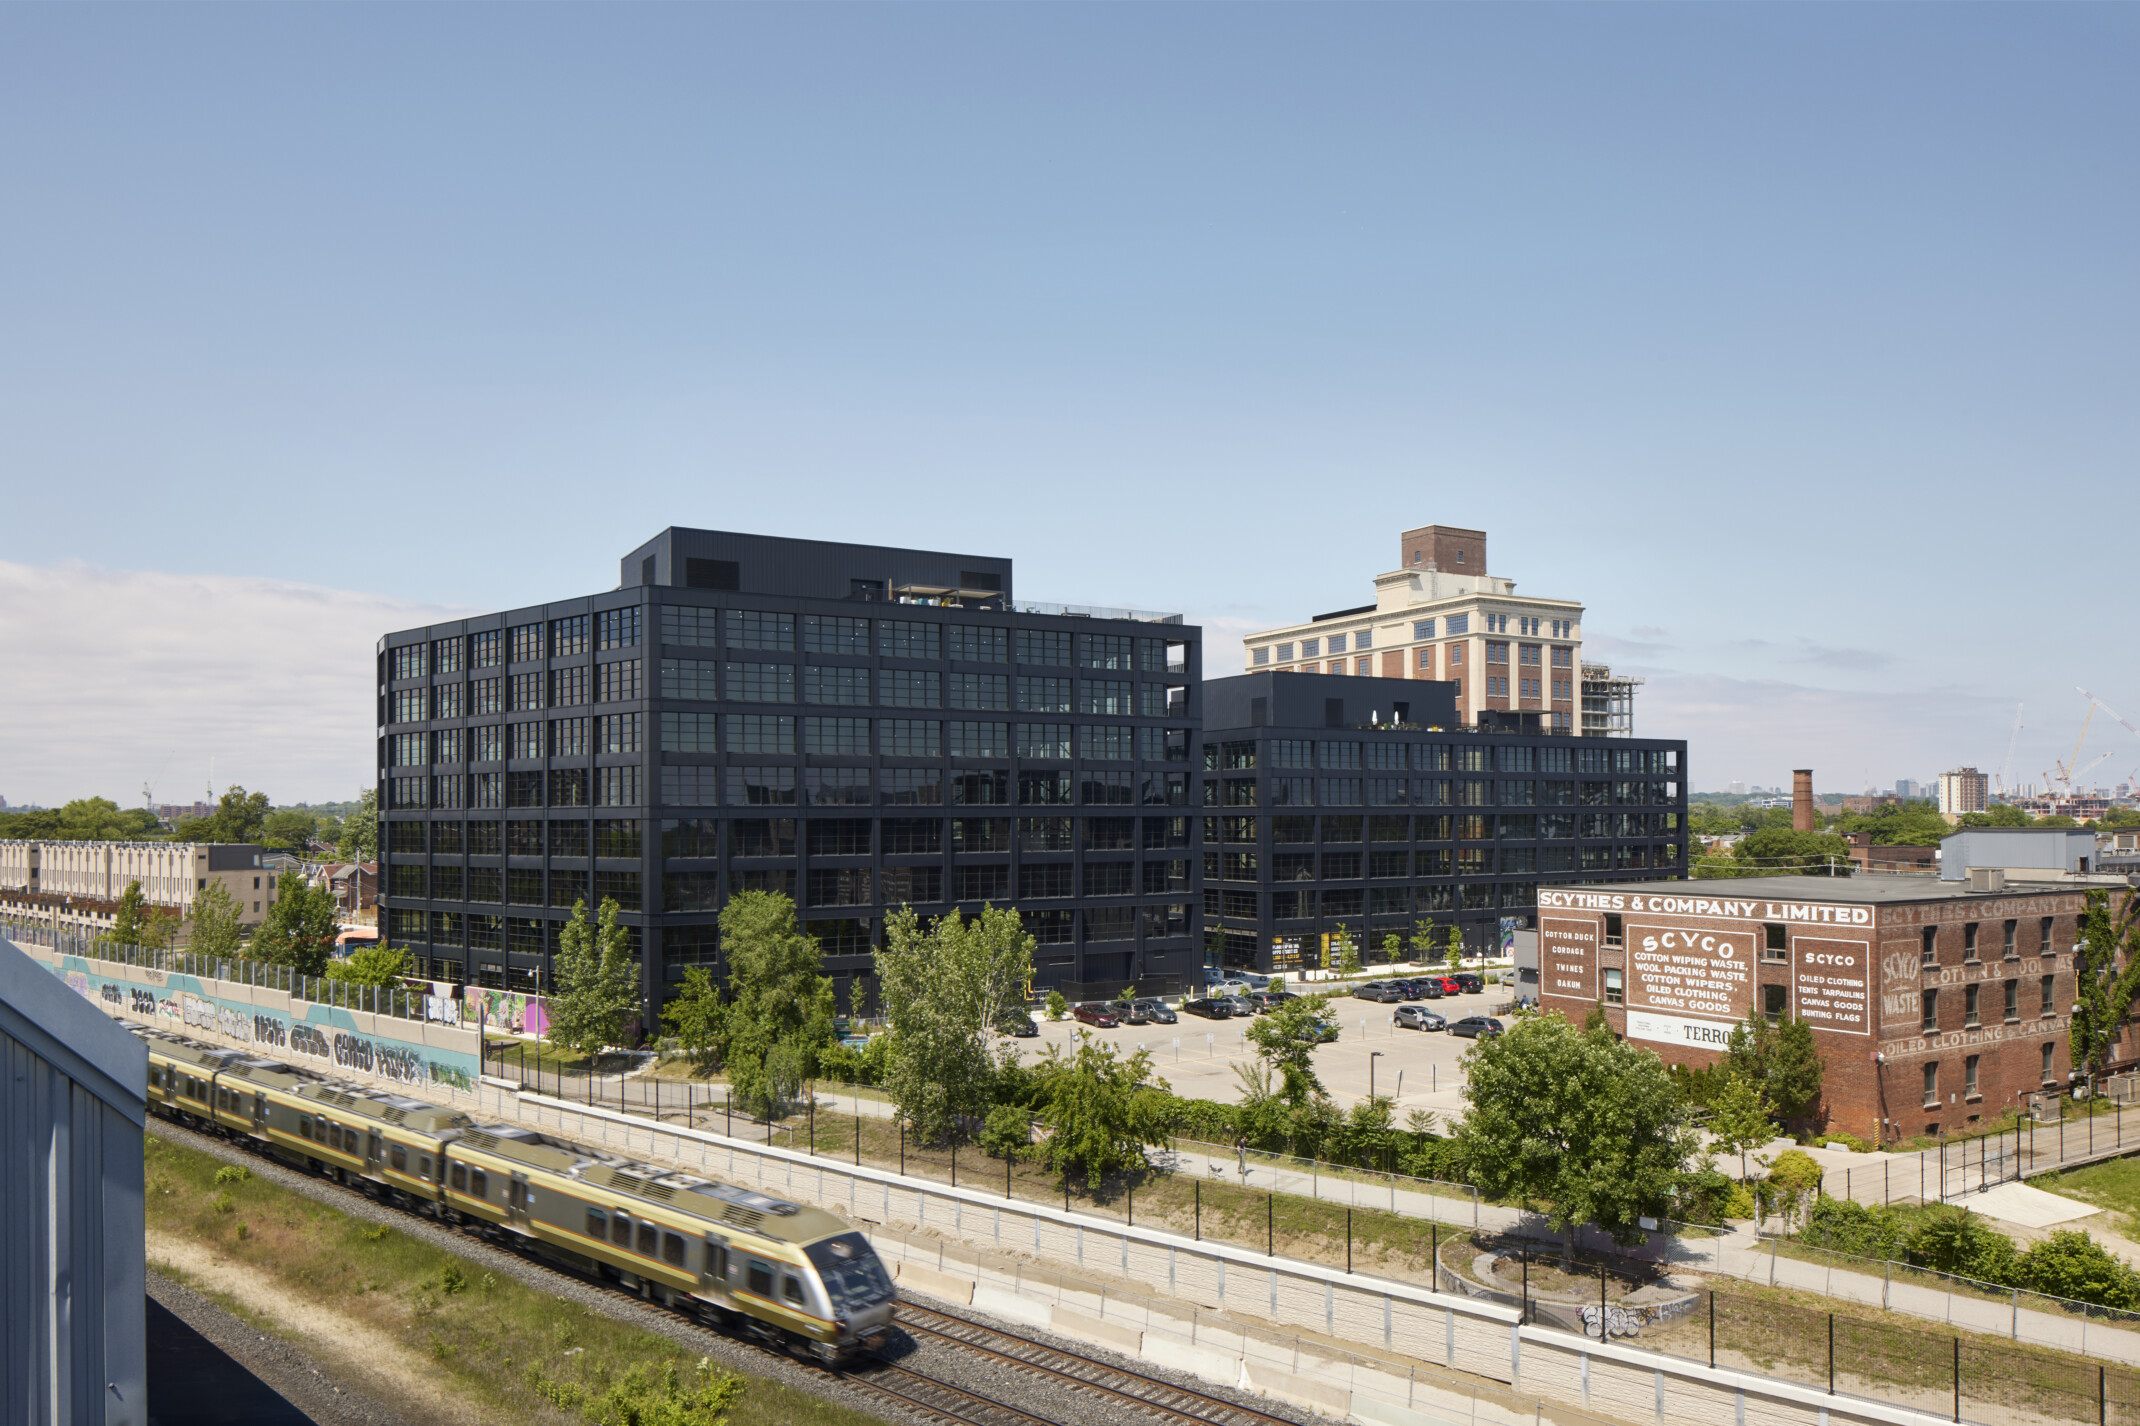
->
[[131, 1025, 896, 1360]]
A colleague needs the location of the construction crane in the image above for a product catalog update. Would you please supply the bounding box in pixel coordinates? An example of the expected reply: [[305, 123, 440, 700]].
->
[[1996, 703, 2024, 798], [2051, 700, 2098, 796], [2071, 687, 2140, 797]]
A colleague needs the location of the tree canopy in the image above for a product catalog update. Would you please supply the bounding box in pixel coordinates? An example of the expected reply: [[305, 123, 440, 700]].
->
[[1243, 992, 1337, 1105], [173, 786, 272, 844], [715, 891, 835, 1119], [337, 789, 379, 862], [1454, 1014, 1694, 1244], [0, 797, 162, 842], [252, 875, 341, 976], [324, 942, 411, 985], [2072, 889, 2140, 1090], [1724, 1011, 1826, 1123], [547, 898, 640, 1056], [186, 881, 246, 960], [876, 903, 1034, 1142], [1032, 1031, 1173, 1186]]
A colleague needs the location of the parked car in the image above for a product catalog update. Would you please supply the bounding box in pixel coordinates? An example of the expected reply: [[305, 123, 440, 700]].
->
[[1411, 978, 1445, 1000], [1127, 998, 1178, 1025], [1453, 973, 1486, 995], [1201, 966, 1229, 989], [1298, 1016, 1340, 1043], [1222, 970, 1272, 990], [1245, 990, 1297, 1014], [1448, 1015, 1504, 1039], [1394, 1004, 1446, 1032], [1388, 979, 1422, 1000], [1000, 1014, 1039, 1038], [1072, 1003, 1120, 1028], [1352, 981, 1403, 1003], [1181, 997, 1237, 1020], [1429, 976, 1462, 996]]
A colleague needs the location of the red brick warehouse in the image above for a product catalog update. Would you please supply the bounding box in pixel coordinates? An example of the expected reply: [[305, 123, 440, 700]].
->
[[1536, 876, 2132, 1143]]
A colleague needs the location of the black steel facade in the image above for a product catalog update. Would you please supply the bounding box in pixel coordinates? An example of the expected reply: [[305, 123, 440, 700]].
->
[[1201, 672, 1689, 972], [375, 530, 1204, 1010]]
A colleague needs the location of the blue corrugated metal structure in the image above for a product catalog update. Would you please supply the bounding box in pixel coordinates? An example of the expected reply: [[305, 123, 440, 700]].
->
[[1, 933, 146, 1426]]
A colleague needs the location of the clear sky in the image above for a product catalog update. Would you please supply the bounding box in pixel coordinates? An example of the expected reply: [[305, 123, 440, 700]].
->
[[4, 5, 2137, 807]]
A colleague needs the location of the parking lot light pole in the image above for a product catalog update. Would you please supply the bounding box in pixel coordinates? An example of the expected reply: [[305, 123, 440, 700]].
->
[[1370, 1051, 1384, 1103]]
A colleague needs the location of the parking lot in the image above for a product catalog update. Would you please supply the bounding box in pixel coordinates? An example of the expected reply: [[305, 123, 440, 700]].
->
[[1021, 981, 1512, 1122]]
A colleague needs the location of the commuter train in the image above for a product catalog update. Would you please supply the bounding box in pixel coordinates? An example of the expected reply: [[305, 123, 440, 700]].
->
[[136, 1025, 897, 1361]]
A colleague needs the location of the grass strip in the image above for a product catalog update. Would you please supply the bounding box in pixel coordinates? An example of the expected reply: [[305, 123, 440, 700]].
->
[[144, 1132, 884, 1426]]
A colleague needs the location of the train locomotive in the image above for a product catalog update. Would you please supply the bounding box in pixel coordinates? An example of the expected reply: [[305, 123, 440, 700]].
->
[[137, 1024, 897, 1361]]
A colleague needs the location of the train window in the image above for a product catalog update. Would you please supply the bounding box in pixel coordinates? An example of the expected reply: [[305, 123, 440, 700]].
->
[[747, 1260, 774, 1298], [470, 1170, 488, 1200], [782, 1275, 805, 1306], [299, 1116, 313, 1140], [709, 1244, 730, 1280], [588, 1207, 607, 1240], [663, 1232, 685, 1267], [637, 1223, 658, 1258], [612, 1212, 631, 1247], [450, 1163, 467, 1191], [419, 1156, 433, 1180], [390, 1146, 408, 1172]]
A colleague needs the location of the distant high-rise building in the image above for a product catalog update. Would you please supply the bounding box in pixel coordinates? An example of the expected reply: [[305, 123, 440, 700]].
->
[[1938, 768, 1988, 817], [1894, 778, 1922, 800], [1726, 780, 1747, 796]]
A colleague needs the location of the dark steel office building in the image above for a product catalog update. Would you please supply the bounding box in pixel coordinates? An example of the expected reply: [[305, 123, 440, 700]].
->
[[375, 530, 1202, 1010], [1200, 672, 1688, 972]]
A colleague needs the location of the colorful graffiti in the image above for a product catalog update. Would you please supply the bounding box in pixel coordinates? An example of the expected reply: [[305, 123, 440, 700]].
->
[[464, 986, 550, 1037]]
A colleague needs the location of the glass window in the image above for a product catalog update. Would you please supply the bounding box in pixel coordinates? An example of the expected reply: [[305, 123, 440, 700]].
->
[[725, 767, 797, 806], [660, 659, 719, 701], [948, 673, 1008, 710], [947, 625, 1006, 662], [1078, 680, 1133, 716], [878, 621, 943, 660], [954, 817, 1011, 851], [596, 607, 641, 650], [1077, 634, 1136, 670], [881, 719, 942, 757], [725, 662, 795, 703], [805, 768, 872, 805], [880, 669, 942, 708], [948, 721, 1007, 758], [726, 610, 795, 652], [728, 818, 797, 857], [880, 768, 942, 804], [659, 606, 719, 648], [1015, 629, 1071, 666], [804, 615, 869, 655], [1080, 725, 1137, 762], [804, 717, 870, 755], [804, 665, 870, 705]]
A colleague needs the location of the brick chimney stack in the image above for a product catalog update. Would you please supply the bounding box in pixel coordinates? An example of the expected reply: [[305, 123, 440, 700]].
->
[[1793, 770, 1816, 832]]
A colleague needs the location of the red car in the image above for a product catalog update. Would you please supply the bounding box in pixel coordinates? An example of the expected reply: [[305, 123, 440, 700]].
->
[[1430, 976, 1462, 996], [1072, 1004, 1120, 1028]]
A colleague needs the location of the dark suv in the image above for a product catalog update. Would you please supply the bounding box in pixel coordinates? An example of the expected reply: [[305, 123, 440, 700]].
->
[[1181, 997, 1237, 1020], [1453, 973, 1486, 995]]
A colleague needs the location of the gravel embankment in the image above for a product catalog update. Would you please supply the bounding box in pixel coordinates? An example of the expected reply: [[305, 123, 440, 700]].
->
[[148, 1119, 1316, 1426], [148, 1268, 398, 1426]]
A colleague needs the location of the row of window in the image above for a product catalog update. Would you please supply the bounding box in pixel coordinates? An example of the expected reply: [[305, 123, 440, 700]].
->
[[386, 663, 644, 723], [656, 713, 1190, 762], [386, 716, 645, 767], [383, 819, 643, 857], [660, 766, 1189, 809], [1918, 917, 2066, 963], [1219, 882, 1543, 920], [1255, 614, 1580, 663], [1216, 843, 1659, 881], [387, 768, 644, 810], [1202, 812, 1675, 843], [1212, 741, 1669, 774], [387, 900, 1179, 950], [657, 662, 1185, 716], [1920, 1044, 2061, 1109], [1919, 977, 2060, 1032], [385, 611, 641, 684], [1201, 777, 1680, 809], [661, 863, 1191, 909], [388, 864, 645, 909], [654, 612, 1183, 672], [650, 813, 1193, 857], [383, 908, 644, 955]]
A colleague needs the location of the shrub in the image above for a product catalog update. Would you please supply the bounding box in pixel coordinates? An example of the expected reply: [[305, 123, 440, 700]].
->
[[981, 1104, 1033, 1160], [2024, 1230, 2140, 1309], [213, 1164, 251, 1186], [1804, 1197, 1905, 1259], [1722, 1182, 1757, 1220], [1907, 1208, 2023, 1287], [1045, 990, 1069, 1022]]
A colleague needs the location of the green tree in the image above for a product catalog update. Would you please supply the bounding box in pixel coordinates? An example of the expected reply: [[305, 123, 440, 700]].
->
[[547, 898, 640, 1057], [661, 967, 724, 1075], [1380, 932, 1404, 966], [1957, 803, 2034, 829], [1331, 924, 1360, 976], [719, 891, 835, 1119], [1706, 1072, 1776, 1184], [1445, 925, 1464, 973], [186, 881, 246, 960], [260, 808, 319, 849], [337, 789, 379, 862], [1765, 1147, 1825, 1232], [252, 875, 341, 976], [109, 880, 152, 950], [1733, 827, 1852, 877], [1243, 991, 1336, 1106], [1724, 1012, 1826, 1124], [175, 786, 272, 844], [2072, 888, 2140, 1094], [876, 903, 1034, 1142], [1033, 1031, 1172, 1186], [324, 942, 410, 985], [1045, 989, 1069, 1021], [1410, 918, 1441, 962], [1455, 1013, 1694, 1246]]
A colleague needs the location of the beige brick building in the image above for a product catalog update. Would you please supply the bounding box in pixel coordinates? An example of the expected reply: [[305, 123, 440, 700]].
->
[[0, 840, 275, 938], [1242, 525, 1596, 733]]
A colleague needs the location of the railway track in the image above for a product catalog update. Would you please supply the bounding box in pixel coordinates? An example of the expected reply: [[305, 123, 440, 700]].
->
[[147, 1115, 1310, 1426], [893, 1303, 1299, 1426]]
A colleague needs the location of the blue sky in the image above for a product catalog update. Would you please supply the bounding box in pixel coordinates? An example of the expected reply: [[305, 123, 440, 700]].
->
[[4, 5, 2137, 806]]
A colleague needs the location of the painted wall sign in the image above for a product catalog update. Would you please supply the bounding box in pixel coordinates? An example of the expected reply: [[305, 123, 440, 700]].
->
[[1791, 937, 1870, 1036], [1624, 1009, 1740, 1050], [1539, 918, 1596, 1001], [1626, 923, 1754, 1022]]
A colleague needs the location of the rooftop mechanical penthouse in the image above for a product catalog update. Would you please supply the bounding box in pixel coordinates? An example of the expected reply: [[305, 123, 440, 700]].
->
[[376, 529, 1203, 1011]]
